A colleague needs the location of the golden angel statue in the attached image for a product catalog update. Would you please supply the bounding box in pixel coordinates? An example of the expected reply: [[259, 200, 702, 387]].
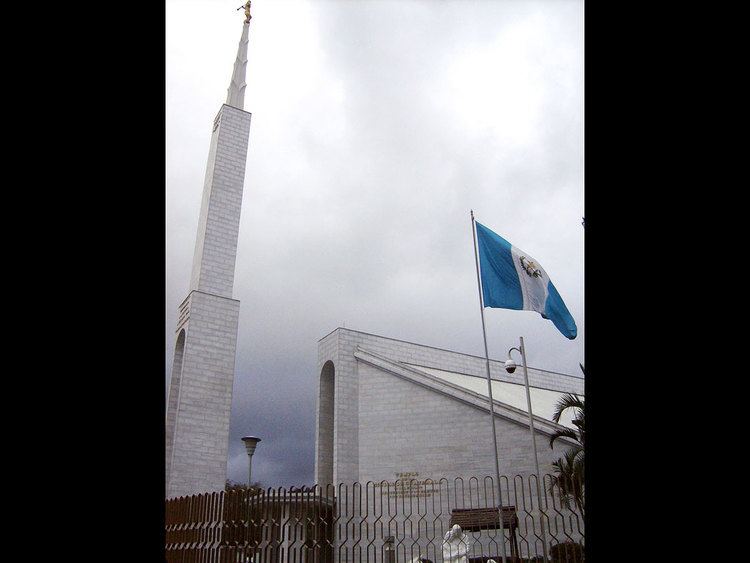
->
[[237, 1, 252, 23]]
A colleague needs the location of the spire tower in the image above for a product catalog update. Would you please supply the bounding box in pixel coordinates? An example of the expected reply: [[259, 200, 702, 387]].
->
[[166, 13, 254, 498], [226, 21, 250, 109]]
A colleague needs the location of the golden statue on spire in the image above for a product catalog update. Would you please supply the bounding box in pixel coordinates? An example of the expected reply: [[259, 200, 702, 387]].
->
[[237, 1, 252, 23]]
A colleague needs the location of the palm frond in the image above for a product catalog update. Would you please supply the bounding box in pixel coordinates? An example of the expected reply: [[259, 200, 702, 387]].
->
[[551, 393, 585, 424], [571, 415, 585, 448], [549, 427, 581, 449]]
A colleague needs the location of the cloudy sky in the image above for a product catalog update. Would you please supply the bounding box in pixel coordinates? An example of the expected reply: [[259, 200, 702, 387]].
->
[[166, 0, 583, 488]]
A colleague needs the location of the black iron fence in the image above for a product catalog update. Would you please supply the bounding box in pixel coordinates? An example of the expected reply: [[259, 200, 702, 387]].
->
[[165, 475, 584, 563]]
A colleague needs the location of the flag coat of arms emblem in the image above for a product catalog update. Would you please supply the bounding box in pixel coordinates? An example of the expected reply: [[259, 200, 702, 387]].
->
[[475, 221, 577, 339]]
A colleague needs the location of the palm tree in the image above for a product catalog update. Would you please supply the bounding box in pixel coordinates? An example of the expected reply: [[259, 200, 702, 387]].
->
[[549, 393, 585, 450], [548, 366, 585, 517], [549, 445, 584, 517]]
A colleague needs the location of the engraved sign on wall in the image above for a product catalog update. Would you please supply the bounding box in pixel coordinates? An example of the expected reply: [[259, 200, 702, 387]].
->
[[373, 472, 437, 499]]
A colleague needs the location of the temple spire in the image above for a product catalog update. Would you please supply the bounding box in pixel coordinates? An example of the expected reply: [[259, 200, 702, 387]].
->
[[226, 7, 251, 110], [167, 6, 254, 497]]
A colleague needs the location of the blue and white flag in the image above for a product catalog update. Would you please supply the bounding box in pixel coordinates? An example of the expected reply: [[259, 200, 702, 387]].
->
[[475, 221, 577, 339]]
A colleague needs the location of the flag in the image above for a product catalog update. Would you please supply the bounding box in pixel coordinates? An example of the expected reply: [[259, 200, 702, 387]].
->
[[475, 221, 577, 339]]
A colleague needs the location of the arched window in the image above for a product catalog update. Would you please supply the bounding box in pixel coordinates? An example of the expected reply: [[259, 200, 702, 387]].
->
[[317, 361, 335, 488], [165, 329, 186, 481]]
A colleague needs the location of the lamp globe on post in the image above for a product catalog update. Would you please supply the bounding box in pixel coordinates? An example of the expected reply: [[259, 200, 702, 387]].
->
[[241, 436, 261, 487]]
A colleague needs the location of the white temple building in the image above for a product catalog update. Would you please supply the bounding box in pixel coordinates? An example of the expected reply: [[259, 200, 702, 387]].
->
[[315, 327, 584, 487]]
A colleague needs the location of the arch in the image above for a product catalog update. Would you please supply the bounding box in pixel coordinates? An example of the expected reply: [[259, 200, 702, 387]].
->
[[165, 329, 186, 483], [316, 360, 335, 487]]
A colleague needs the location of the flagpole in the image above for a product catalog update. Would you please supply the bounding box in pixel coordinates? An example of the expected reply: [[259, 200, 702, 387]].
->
[[518, 336, 550, 562], [470, 210, 509, 563]]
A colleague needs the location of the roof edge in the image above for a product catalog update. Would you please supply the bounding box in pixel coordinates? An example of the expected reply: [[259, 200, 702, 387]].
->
[[354, 346, 578, 442], [319, 327, 582, 380]]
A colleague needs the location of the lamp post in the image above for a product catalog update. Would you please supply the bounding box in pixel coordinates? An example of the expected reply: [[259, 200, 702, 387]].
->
[[506, 337, 549, 563], [241, 436, 261, 486]]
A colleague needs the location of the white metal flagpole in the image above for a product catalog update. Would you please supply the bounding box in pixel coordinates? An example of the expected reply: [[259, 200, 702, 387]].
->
[[470, 210, 509, 563], [518, 336, 550, 562]]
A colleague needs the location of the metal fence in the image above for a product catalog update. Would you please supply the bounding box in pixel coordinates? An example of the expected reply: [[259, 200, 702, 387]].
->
[[165, 475, 584, 563]]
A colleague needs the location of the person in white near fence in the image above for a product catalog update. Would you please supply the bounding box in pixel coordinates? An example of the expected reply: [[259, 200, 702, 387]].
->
[[441, 524, 473, 563]]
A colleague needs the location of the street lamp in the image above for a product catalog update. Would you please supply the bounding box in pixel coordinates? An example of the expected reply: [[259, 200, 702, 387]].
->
[[506, 337, 549, 563], [241, 436, 261, 486]]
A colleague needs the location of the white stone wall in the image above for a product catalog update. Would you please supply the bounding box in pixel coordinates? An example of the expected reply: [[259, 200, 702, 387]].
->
[[167, 104, 251, 498], [190, 104, 252, 298], [315, 328, 585, 560], [315, 328, 584, 485], [167, 291, 241, 497], [356, 360, 571, 481]]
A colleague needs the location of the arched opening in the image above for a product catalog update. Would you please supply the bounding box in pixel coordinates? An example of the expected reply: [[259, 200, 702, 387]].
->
[[165, 329, 186, 482], [317, 361, 335, 488]]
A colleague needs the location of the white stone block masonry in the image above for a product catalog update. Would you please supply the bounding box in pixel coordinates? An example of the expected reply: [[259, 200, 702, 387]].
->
[[166, 103, 252, 498]]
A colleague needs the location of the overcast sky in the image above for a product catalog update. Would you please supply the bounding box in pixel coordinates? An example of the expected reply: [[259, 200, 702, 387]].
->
[[166, 0, 583, 488]]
